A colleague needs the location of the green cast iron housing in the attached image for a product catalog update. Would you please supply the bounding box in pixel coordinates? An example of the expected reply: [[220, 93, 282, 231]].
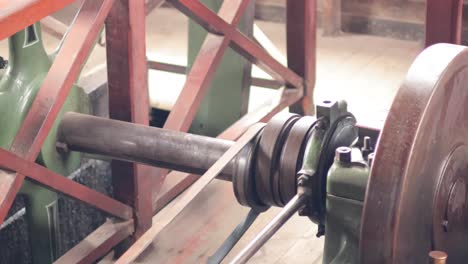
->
[[0, 23, 90, 263], [187, 0, 252, 136], [324, 149, 369, 264]]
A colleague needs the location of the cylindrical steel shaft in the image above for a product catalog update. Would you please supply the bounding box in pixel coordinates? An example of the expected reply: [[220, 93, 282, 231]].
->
[[57, 112, 235, 181], [229, 194, 307, 264]]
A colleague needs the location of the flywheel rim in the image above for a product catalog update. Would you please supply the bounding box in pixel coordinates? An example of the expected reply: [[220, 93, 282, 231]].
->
[[360, 43, 468, 263]]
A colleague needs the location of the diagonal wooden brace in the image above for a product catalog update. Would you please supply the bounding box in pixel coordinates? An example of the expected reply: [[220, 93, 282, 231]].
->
[[0, 0, 115, 224], [167, 0, 304, 88]]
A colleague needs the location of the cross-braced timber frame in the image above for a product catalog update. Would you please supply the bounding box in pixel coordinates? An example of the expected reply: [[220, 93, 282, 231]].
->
[[0, 0, 315, 262], [0, 0, 462, 262]]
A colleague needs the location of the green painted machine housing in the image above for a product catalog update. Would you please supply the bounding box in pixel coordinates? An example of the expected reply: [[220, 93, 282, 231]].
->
[[324, 148, 370, 264], [0, 23, 90, 174], [0, 23, 90, 263], [187, 0, 252, 136]]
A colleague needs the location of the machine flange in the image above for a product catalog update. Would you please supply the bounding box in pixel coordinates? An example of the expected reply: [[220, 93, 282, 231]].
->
[[361, 44, 468, 263]]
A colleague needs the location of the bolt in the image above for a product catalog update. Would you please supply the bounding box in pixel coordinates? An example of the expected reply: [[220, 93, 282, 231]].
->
[[364, 136, 371, 149], [429, 250, 447, 264], [56, 142, 69, 154], [362, 136, 372, 156], [297, 175, 309, 187], [368, 152, 375, 167], [441, 220, 449, 232], [335, 146, 352, 163]]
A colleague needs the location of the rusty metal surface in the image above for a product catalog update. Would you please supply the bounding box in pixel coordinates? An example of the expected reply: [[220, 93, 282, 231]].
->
[[361, 44, 468, 263], [425, 0, 463, 47], [0, 0, 114, 224], [115, 123, 265, 264], [106, 0, 153, 239], [286, 0, 316, 115], [0, 0, 77, 40], [54, 219, 134, 264]]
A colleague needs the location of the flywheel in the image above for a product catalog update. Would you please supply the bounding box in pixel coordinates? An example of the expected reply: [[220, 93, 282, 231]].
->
[[361, 44, 468, 263]]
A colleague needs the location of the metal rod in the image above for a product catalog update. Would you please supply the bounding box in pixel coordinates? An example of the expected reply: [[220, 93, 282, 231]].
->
[[114, 124, 265, 264], [229, 194, 307, 264], [57, 112, 236, 181]]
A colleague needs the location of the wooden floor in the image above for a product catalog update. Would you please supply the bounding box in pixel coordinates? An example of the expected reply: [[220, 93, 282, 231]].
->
[[0, 6, 423, 264]]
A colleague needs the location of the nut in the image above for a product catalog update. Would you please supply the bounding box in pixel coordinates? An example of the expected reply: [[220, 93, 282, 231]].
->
[[335, 146, 352, 163]]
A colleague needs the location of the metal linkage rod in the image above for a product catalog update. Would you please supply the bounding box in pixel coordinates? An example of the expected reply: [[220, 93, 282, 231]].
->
[[57, 112, 235, 180], [229, 194, 307, 264]]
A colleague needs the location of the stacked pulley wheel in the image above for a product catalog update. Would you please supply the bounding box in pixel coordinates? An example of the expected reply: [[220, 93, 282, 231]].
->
[[233, 113, 318, 211], [233, 106, 358, 215]]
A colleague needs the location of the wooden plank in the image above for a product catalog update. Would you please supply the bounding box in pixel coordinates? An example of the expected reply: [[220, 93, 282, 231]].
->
[[161, 0, 252, 132], [0, 151, 133, 220], [0, 0, 115, 224], [425, 0, 463, 46], [105, 0, 153, 240], [0, 0, 77, 40], [152, 88, 303, 212], [152, 0, 252, 201], [287, 0, 317, 115], [168, 0, 303, 88], [54, 220, 134, 264], [116, 124, 266, 264]]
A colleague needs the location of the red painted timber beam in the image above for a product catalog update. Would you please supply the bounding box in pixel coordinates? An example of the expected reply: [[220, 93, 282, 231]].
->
[[0, 0, 115, 224]]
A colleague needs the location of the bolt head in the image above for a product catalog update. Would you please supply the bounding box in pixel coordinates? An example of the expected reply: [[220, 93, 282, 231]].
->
[[335, 147, 352, 163], [56, 142, 69, 154]]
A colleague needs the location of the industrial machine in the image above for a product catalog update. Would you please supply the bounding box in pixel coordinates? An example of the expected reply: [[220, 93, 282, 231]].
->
[[0, 23, 90, 263], [53, 43, 466, 263], [0, 0, 466, 263]]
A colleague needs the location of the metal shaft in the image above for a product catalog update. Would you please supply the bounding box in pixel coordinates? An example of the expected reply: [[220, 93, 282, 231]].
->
[[57, 112, 235, 181], [229, 194, 307, 264]]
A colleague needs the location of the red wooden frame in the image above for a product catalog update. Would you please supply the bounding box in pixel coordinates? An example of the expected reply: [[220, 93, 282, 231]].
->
[[0, 0, 315, 262], [425, 0, 463, 47]]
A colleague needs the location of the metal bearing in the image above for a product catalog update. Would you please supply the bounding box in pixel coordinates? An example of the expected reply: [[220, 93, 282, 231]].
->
[[277, 116, 317, 205], [232, 132, 268, 212], [255, 113, 300, 206]]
